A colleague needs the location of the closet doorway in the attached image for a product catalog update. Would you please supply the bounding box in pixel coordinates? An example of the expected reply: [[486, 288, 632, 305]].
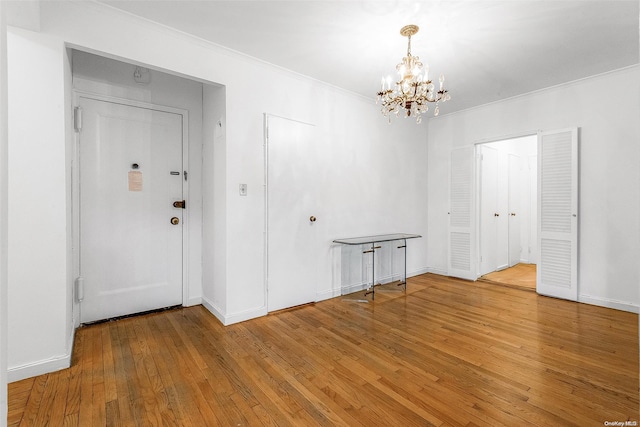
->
[[477, 135, 537, 290]]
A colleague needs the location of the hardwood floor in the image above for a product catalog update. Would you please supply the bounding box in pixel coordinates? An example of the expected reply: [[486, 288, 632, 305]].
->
[[8, 273, 639, 426], [479, 263, 537, 291]]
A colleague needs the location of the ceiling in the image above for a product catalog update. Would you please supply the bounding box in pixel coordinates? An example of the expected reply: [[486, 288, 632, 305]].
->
[[98, 0, 639, 114]]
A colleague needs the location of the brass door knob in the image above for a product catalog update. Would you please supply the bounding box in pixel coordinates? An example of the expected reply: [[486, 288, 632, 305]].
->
[[309, 216, 317, 222], [170, 217, 180, 225]]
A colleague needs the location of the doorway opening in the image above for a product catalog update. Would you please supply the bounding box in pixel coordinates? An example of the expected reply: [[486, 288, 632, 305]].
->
[[70, 49, 213, 325], [476, 135, 537, 290]]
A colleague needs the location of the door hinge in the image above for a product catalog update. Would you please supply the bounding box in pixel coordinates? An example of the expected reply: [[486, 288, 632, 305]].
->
[[74, 106, 82, 132], [75, 276, 84, 302]]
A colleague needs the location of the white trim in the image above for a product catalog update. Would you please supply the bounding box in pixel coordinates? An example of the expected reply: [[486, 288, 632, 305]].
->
[[0, 3, 8, 419], [475, 131, 540, 146], [427, 267, 449, 276], [8, 353, 71, 383], [409, 267, 431, 277], [316, 288, 342, 301], [68, 1, 372, 103], [319, 267, 431, 301], [72, 91, 192, 322], [578, 294, 639, 314], [8, 326, 75, 383], [201, 296, 267, 326], [263, 114, 269, 315], [184, 296, 202, 307], [431, 64, 640, 120], [200, 296, 223, 323], [75, 91, 189, 116]]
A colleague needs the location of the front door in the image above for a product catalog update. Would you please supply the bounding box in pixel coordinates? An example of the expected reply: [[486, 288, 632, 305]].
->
[[78, 96, 184, 323]]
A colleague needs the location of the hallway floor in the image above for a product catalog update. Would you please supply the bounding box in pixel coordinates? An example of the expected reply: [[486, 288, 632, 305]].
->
[[479, 263, 536, 291]]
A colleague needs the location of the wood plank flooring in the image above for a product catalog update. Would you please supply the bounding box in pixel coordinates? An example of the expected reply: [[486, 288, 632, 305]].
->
[[479, 263, 537, 291], [8, 273, 639, 426]]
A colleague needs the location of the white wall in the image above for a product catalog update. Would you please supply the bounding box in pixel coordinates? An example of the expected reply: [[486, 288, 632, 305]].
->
[[7, 28, 72, 380], [0, 2, 9, 423], [5, 0, 430, 380], [427, 65, 640, 312], [202, 84, 227, 318], [42, 2, 428, 324]]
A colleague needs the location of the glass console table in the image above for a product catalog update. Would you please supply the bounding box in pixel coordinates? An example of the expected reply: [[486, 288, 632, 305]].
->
[[333, 233, 421, 300]]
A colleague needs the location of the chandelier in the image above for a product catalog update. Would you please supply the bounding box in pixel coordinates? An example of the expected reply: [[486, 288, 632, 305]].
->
[[376, 25, 450, 124]]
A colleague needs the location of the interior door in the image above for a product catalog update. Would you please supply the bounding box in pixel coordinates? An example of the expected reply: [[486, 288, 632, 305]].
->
[[266, 115, 319, 312], [537, 128, 578, 300], [479, 145, 498, 276], [508, 154, 522, 266], [448, 146, 476, 280], [78, 96, 184, 323]]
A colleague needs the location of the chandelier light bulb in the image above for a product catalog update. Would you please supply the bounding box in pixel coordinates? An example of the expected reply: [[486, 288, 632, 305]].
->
[[376, 24, 450, 123]]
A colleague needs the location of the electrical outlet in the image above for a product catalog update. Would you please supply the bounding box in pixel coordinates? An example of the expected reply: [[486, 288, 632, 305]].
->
[[239, 184, 247, 196]]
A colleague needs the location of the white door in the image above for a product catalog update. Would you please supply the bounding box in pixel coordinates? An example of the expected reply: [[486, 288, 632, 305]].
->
[[266, 115, 319, 312], [448, 146, 476, 280], [78, 96, 184, 323], [537, 128, 578, 300], [479, 145, 498, 276], [508, 154, 521, 266]]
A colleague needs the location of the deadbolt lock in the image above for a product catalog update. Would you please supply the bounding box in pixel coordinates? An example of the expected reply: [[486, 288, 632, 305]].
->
[[173, 200, 186, 209], [170, 217, 180, 225]]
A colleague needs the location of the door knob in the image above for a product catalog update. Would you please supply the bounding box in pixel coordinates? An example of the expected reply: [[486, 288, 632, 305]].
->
[[170, 217, 180, 225], [309, 216, 317, 222]]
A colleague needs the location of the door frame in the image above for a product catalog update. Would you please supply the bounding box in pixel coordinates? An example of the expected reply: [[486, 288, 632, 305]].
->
[[473, 131, 538, 278], [72, 91, 190, 326]]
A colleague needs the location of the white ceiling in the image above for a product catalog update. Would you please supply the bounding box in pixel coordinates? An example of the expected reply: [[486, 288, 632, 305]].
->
[[99, 0, 639, 114]]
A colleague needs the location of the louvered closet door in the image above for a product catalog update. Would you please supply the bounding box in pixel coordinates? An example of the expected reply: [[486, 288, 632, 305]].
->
[[448, 146, 477, 280], [537, 128, 578, 300]]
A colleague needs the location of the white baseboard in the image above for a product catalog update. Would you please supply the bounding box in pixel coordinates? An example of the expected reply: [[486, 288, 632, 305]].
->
[[408, 267, 430, 277], [8, 351, 71, 383], [318, 267, 430, 300], [8, 326, 75, 383], [201, 296, 267, 326], [426, 267, 448, 276], [316, 287, 341, 301], [578, 294, 639, 314], [184, 296, 202, 307]]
